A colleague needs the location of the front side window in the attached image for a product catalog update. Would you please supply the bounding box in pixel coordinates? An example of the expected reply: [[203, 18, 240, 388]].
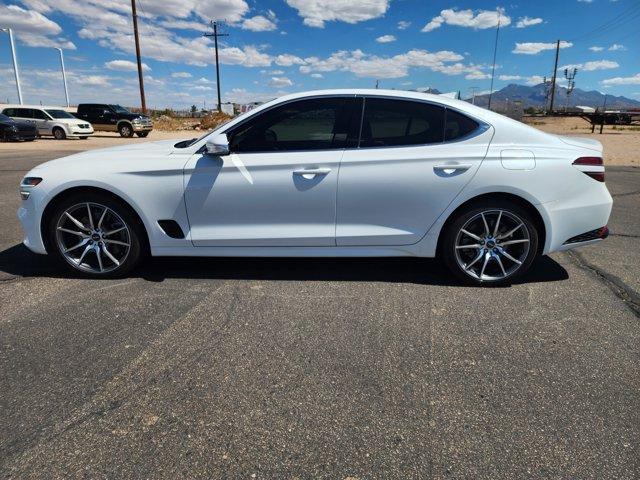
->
[[3, 109, 15, 117], [110, 105, 130, 114], [360, 98, 445, 147], [14, 108, 32, 118], [32, 109, 49, 120], [229, 97, 357, 153]]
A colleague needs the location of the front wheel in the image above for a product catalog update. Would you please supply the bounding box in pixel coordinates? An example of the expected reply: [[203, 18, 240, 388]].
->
[[440, 200, 539, 286], [118, 123, 134, 137], [53, 127, 66, 140], [136, 131, 149, 138], [48, 193, 144, 277]]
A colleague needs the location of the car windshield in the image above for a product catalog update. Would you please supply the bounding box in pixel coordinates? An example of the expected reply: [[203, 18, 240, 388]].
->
[[110, 105, 131, 114], [0, 113, 12, 122], [46, 109, 75, 119]]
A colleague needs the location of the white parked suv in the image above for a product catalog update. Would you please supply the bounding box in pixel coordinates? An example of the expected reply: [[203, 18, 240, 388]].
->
[[1, 105, 94, 140]]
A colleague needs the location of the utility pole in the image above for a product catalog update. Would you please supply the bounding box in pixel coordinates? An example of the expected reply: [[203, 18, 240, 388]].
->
[[548, 39, 560, 114], [487, 12, 501, 110], [204, 21, 228, 112], [130, 0, 147, 113], [375, 79, 379, 89], [1, 28, 23, 104], [54, 48, 69, 107], [564, 67, 577, 111], [469, 86, 479, 105]]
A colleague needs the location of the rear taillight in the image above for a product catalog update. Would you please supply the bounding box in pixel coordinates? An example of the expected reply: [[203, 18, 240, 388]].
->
[[573, 157, 605, 182]]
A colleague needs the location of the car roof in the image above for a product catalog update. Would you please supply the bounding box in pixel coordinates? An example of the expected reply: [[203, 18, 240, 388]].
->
[[0, 104, 71, 110]]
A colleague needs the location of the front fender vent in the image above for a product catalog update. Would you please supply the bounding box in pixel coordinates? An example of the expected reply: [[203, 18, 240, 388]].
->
[[157, 220, 185, 239]]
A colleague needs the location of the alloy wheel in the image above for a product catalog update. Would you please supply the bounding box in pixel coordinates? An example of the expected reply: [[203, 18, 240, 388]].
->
[[454, 209, 531, 282], [55, 202, 131, 274]]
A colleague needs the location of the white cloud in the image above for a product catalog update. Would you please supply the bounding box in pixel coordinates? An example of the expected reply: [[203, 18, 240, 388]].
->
[[171, 72, 192, 78], [376, 35, 396, 43], [397, 21, 411, 30], [499, 75, 522, 81], [513, 41, 573, 55], [608, 43, 626, 51], [310, 73, 323, 78], [299, 48, 470, 79], [241, 15, 277, 32], [589, 46, 604, 52], [601, 73, 640, 86], [0, 4, 76, 49], [577, 0, 594, 3], [561, 60, 619, 72], [422, 8, 510, 32], [515, 16, 543, 28], [275, 54, 306, 66], [105, 59, 150, 72], [159, 20, 209, 33], [285, 0, 389, 28], [268, 76, 293, 87], [525, 75, 545, 85]]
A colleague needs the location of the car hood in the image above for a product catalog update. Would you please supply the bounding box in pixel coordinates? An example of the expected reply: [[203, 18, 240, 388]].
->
[[31, 139, 186, 172]]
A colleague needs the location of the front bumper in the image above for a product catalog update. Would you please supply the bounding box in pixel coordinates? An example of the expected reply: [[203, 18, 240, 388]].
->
[[132, 121, 153, 132], [5, 130, 37, 141], [17, 189, 48, 255], [68, 126, 94, 137]]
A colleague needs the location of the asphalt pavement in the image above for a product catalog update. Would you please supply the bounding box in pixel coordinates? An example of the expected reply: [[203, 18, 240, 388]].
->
[[0, 148, 638, 479]]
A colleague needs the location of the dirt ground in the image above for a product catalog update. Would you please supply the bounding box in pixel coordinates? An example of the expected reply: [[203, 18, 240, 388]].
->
[[1, 116, 638, 166], [523, 116, 639, 167]]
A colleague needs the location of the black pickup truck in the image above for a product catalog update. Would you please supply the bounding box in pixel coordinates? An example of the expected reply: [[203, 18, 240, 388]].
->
[[76, 104, 153, 137]]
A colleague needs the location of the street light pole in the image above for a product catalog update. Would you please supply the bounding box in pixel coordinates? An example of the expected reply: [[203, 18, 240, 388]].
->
[[54, 47, 70, 107], [1, 28, 23, 104]]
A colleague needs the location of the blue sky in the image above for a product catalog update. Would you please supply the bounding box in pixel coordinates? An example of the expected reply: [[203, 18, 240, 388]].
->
[[0, 0, 638, 109]]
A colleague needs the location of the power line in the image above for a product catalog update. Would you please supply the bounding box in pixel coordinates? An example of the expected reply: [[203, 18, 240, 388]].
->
[[203, 21, 228, 112], [569, 3, 640, 42]]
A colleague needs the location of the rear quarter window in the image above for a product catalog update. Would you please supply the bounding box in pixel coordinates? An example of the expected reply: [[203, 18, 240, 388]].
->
[[444, 109, 480, 141]]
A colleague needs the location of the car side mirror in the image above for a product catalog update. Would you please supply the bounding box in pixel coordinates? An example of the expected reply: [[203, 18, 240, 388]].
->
[[205, 133, 230, 156]]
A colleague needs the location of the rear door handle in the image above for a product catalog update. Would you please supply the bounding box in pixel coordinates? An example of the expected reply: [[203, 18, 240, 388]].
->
[[434, 163, 473, 174], [293, 168, 331, 179]]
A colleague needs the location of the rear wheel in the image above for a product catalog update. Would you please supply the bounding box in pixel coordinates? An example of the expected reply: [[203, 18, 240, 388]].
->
[[118, 123, 134, 137], [440, 200, 539, 286], [53, 127, 66, 140], [48, 193, 143, 277]]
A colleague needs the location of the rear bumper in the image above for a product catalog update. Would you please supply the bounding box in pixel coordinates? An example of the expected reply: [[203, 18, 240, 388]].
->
[[542, 184, 613, 254]]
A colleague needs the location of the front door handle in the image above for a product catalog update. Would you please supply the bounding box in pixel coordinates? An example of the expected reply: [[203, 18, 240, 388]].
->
[[293, 168, 331, 179], [434, 163, 473, 174]]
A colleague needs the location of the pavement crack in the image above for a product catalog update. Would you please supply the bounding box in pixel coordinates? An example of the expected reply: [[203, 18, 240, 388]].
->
[[565, 250, 640, 318], [610, 232, 640, 239]]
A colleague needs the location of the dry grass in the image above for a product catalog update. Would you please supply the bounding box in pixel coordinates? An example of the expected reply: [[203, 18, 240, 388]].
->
[[523, 116, 640, 166]]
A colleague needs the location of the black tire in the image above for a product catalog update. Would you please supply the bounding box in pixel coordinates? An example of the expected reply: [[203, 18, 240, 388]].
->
[[439, 199, 539, 286], [118, 123, 134, 137], [47, 192, 144, 278], [53, 127, 67, 140], [136, 131, 149, 138]]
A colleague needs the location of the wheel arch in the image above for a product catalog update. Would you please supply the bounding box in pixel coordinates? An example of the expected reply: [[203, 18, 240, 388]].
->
[[40, 186, 150, 256], [117, 120, 133, 130], [436, 192, 547, 256]]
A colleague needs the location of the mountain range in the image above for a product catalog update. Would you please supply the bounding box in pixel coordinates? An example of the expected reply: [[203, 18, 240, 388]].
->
[[467, 83, 640, 110]]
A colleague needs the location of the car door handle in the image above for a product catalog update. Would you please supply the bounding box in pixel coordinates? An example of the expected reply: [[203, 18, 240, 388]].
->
[[434, 163, 473, 173], [293, 168, 331, 178]]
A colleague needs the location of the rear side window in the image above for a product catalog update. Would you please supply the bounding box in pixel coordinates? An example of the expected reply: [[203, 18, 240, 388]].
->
[[13, 108, 32, 118], [229, 97, 358, 153], [445, 109, 479, 141], [360, 98, 445, 147]]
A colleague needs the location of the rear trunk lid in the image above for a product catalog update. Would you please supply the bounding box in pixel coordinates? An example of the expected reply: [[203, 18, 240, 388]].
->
[[556, 135, 603, 154]]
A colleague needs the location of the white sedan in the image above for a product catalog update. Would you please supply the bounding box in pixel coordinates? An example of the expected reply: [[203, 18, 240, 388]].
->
[[17, 89, 612, 285]]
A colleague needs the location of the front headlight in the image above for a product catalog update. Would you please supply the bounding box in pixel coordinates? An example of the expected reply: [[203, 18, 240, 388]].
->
[[132, 116, 142, 124], [20, 177, 42, 200], [10, 125, 18, 132]]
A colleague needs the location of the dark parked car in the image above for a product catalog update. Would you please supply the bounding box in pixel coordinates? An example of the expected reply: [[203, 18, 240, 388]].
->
[[76, 104, 153, 138], [0, 113, 38, 142]]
